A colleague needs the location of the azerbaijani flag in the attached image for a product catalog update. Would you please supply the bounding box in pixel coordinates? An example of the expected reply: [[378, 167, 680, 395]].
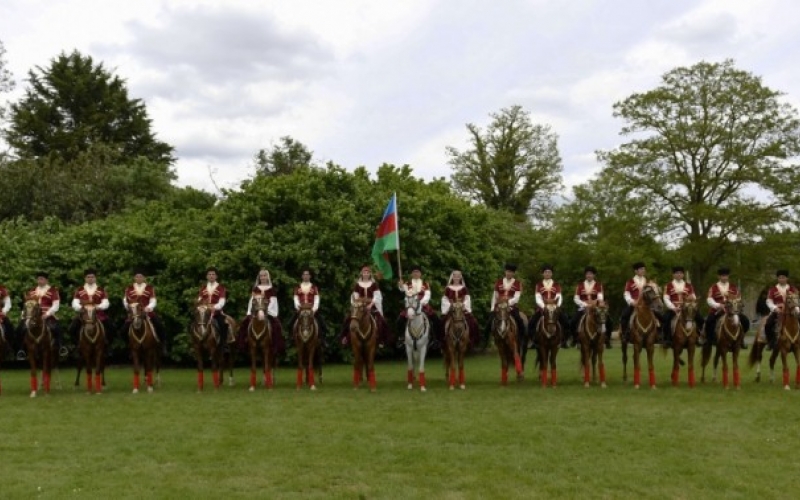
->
[[371, 193, 399, 279]]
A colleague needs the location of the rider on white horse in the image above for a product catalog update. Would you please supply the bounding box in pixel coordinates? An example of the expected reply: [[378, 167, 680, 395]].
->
[[397, 265, 440, 342]]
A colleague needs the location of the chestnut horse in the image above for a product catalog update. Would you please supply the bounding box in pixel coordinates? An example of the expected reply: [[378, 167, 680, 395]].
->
[[491, 300, 523, 385], [577, 303, 608, 388], [294, 303, 321, 390], [534, 304, 563, 388], [622, 284, 662, 389], [749, 293, 800, 390], [666, 297, 699, 388], [22, 300, 57, 397], [247, 296, 274, 390], [128, 303, 161, 394], [444, 301, 469, 390], [702, 298, 744, 388], [403, 294, 431, 392], [349, 299, 378, 391], [191, 302, 236, 391], [77, 304, 106, 394]]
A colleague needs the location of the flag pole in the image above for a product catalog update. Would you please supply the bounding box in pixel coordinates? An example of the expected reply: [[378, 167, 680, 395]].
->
[[394, 192, 402, 280]]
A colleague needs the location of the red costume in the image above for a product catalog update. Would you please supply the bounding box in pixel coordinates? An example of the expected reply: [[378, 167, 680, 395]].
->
[[294, 284, 320, 309], [664, 281, 697, 310], [707, 282, 740, 314], [27, 286, 61, 316], [575, 280, 604, 305], [124, 283, 157, 318], [197, 283, 227, 316], [535, 280, 562, 311], [73, 285, 110, 321], [767, 284, 799, 310], [492, 278, 522, 309]]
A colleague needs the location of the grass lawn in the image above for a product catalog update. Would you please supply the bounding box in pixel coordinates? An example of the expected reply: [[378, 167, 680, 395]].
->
[[1, 346, 798, 499]]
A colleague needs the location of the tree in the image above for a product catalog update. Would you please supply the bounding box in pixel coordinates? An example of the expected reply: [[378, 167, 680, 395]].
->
[[0, 40, 14, 123], [253, 136, 313, 177], [447, 105, 563, 221], [597, 59, 800, 286], [5, 50, 174, 164]]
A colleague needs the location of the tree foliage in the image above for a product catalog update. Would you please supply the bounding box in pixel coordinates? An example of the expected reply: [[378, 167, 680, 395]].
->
[[447, 105, 563, 222], [5, 50, 174, 164], [0, 40, 14, 123], [253, 136, 313, 177], [597, 59, 800, 286]]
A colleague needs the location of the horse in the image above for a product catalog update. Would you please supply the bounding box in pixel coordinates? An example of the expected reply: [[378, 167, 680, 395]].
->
[[443, 301, 469, 390], [577, 303, 608, 388], [702, 298, 744, 388], [403, 293, 431, 392], [76, 304, 106, 394], [247, 295, 274, 390], [534, 303, 563, 388], [190, 302, 236, 391], [349, 298, 378, 391], [491, 300, 523, 385], [666, 297, 699, 388], [293, 303, 321, 390], [127, 303, 161, 394], [621, 283, 662, 389], [22, 300, 58, 397], [749, 293, 800, 390]]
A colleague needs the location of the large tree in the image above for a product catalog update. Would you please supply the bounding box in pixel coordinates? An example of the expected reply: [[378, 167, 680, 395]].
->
[[0, 40, 14, 124], [253, 136, 313, 177], [597, 59, 800, 286], [447, 105, 563, 222], [5, 50, 174, 164]]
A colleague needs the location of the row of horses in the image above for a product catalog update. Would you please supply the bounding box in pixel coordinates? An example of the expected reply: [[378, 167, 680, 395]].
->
[[4, 288, 799, 396]]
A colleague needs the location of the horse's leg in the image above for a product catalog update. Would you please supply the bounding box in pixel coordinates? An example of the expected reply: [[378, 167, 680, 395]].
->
[[351, 335, 362, 389], [781, 347, 790, 390], [195, 341, 205, 392], [95, 345, 104, 394], [132, 344, 141, 394], [671, 343, 681, 387], [512, 335, 523, 380], [731, 344, 741, 389], [550, 343, 558, 388], [721, 347, 730, 389], [647, 333, 657, 389], [581, 340, 591, 388], [499, 339, 509, 386], [621, 339, 628, 383], [405, 333, 414, 390], [458, 342, 467, 389], [418, 337, 428, 392], [445, 341, 455, 390], [308, 342, 317, 390], [265, 339, 274, 389], [296, 340, 305, 390], [591, 342, 599, 385], [793, 344, 800, 388], [367, 336, 377, 392], [687, 342, 696, 388], [769, 346, 778, 383], [248, 340, 257, 391], [632, 337, 642, 389], [598, 343, 607, 388]]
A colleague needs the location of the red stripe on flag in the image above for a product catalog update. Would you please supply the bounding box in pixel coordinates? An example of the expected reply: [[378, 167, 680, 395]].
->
[[375, 213, 397, 238]]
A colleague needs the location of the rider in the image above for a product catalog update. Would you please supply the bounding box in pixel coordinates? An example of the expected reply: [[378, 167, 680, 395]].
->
[[68, 268, 114, 354], [122, 269, 168, 356], [340, 264, 390, 346], [197, 267, 231, 346], [289, 268, 328, 345], [620, 262, 662, 343], [704, 267, 750, 348], [17, 272, 66, 359], [239, 269, 283, 353], [570, 266, 613, 349], [0, 281, 13, 356], [661, 266, 705, 346], [397, 265, 440, 342], [440, 270, 480, 347], [764, 270, 799, 350], [487, 263, 525, 344], [530, 264, 570, 348]]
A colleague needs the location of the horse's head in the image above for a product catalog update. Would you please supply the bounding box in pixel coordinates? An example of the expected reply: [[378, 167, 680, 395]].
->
[[495, 299, 510, 319], [129, 302, 145, 330], [350, 298, 369, 320], [404, 293, 421, 317], [81, 303, 98, 323], [194, 302, 212, 324], [724, 297, 742, 316], [450, 300, 466, 321], [251, 294, 267, 320], [786, 293, 800, 316], [298, 303, 314, 324], [642, 283, 663, 311], [681, 296, 697, 319], [543, 303, 559, 324], [595, 302, 608, 323], [23, 300, 41, 327]]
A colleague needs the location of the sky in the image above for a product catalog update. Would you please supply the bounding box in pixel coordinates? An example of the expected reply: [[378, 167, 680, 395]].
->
[[1, 0, 799, 194]]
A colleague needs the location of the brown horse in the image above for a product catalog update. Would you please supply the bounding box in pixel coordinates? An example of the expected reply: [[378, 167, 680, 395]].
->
[[293, 303, 321, 390], [577, 303, 608, 388], [128, 303, 161, 394], [191, 302, 236, 391], [703, 298, 744, 388], [22, 300, 57, 397], [622, 283, 662, 389], [666, 297, 699, 388], [534, 303, 562, 388], [749, 293, 800, 390], [443, 300, 469, 390], [247, 295, 274, 390], [349, 299, 378, 391], [492, 300, 523, 385], [76, 304, 106, 394]]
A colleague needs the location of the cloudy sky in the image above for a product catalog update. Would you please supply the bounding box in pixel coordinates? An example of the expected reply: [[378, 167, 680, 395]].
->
[[1, 0, 799, 194]]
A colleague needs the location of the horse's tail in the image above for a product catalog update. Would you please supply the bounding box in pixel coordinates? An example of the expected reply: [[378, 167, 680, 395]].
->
[[747, 339, 761, 368], [701, 341, 713, 369]]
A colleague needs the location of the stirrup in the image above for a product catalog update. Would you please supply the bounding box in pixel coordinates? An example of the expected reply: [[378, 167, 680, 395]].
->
[[59, 346, 69, 357], [16, 350, 27, 361]]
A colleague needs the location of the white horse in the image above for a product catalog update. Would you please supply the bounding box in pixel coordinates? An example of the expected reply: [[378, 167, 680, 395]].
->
[[404, 293, 431, 392]]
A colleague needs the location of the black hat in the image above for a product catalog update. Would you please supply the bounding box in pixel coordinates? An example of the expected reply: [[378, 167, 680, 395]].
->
[[632, 262, 646, 270], [206, 266, 218, 274], [300, 267, 313, 276], [132, 268, 147, 276], [36, 271, 49, 279], [777, 269, 790, 277], [717, 267, 730, 276], [410, 265, 422, 273], [584, 266, 597, 275], [84, 268, 97, 277], [504, 263, 517, 272], [541, 264, 554, 272], [671, 266, 685, 273]]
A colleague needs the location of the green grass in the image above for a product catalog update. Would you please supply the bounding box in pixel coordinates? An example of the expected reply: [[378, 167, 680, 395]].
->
[[1, 347, 799, 499]]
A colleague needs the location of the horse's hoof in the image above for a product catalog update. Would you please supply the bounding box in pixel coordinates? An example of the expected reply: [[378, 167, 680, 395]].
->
[[460, 384, 466, 390], [420, 386, 427, 392], [30, 391, 37, 398], [784, 385, 791, 391], [407, 384, 413, 390], [584, 382, 590, 388], [310, 385, 317, 391], [449, 385, 455, 391], [95, 392, 102, 395], [147, 386, 153, 393], [132, 388, 139, 394], [228, 379, 235, 387], [601, 383, 607, 389], [651, 385, 657, 390], [369, 388, 377, 393], [634, 385, 640, 390], [517, 374, 524, 382]]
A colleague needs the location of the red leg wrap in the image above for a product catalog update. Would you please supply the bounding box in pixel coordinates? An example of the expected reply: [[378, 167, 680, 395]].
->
[[407, 369, 414, 384]]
